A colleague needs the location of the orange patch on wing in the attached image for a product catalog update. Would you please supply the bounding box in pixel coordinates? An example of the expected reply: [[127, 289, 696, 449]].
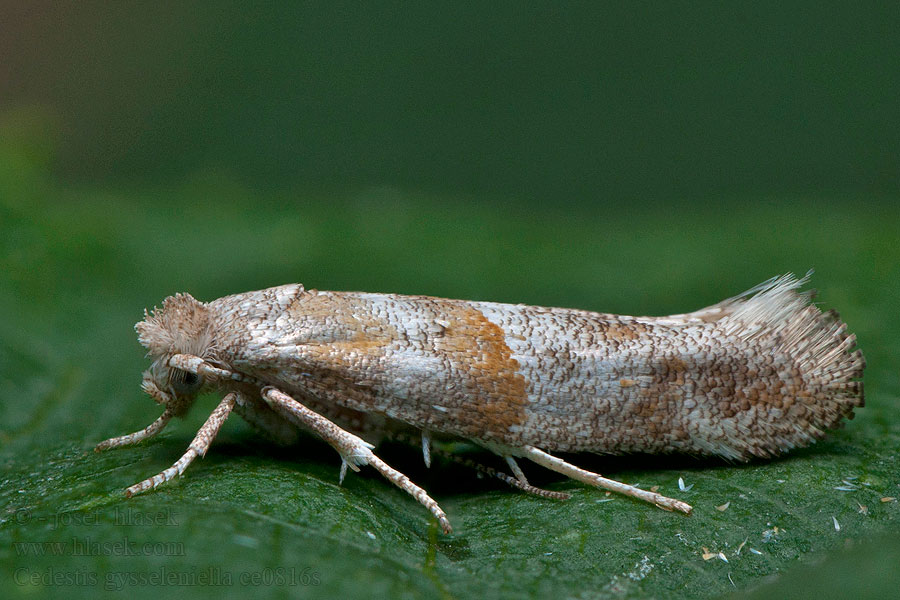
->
[[288, 292, 527, 441], [433, 301, 528, 437], [288, 292, 398, 352], [605, 321, 643, 341], [665, 357, 687, 370], [283, 292, 401, 408]]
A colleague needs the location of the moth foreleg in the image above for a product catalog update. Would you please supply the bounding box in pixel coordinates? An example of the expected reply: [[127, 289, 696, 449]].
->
[[521, 446, 693, 514], [95, 408, 174, 451], [123, 392, 237, 497], [260, 386, 453, 534]]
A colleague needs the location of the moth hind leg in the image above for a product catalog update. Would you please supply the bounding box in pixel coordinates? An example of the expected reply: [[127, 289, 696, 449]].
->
[[386, 430, 570, 500], [521, 446, 692, 514], [504, 456, 529, 486], [458, 454, 571, 500]]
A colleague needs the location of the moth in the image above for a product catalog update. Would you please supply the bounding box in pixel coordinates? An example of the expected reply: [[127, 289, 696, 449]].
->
[[96, 274, 864, 533]]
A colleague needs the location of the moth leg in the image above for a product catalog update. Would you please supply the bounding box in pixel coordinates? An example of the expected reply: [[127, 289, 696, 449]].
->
[[504, 456, 529, 486], [124, 392, 237, 498], [260, 386, 453, 534], [379, 430, 569, 499], [421, 430, 432, 468], [339, 460, 349, 485], [95, 408, 174, 451], [521, 446, 693, 514], [167, 355, 297, 445], [447, 454, 570, 500]]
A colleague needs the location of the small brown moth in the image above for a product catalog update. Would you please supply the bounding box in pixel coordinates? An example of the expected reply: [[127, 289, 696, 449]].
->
[[96, 274, 864, 533]]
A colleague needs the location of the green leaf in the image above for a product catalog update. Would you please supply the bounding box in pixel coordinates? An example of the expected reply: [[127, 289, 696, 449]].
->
[[1, 180, 898, 599]]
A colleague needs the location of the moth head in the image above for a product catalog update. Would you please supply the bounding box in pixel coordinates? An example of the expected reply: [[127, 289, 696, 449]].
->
[[135, 293, 216, 415]]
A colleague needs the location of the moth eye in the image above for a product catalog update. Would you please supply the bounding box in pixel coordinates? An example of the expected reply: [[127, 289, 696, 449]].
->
[[170, 368, 202, 395]]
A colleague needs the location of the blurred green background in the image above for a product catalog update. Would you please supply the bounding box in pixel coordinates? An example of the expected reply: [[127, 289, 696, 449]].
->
[[2, 3, 899, 599], [4, 2, 899, 201]]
